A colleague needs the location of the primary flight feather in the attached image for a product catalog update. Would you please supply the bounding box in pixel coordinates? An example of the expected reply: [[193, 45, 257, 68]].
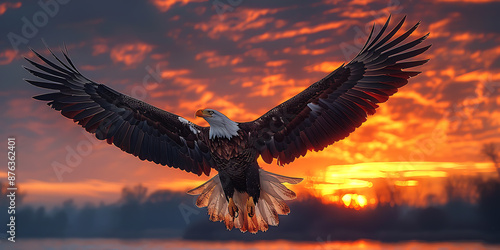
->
[[24, 16, 430, 233]]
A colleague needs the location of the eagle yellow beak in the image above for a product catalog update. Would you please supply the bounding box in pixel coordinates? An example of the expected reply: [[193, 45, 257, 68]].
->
[[195, 109, 211, 118]]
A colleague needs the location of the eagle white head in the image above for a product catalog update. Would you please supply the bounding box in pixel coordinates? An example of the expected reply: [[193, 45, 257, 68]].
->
[[196, 109, 240, 140]]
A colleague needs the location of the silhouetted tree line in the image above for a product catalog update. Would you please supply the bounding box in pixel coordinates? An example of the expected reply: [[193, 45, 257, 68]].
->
[[1, 177, 500, 242]]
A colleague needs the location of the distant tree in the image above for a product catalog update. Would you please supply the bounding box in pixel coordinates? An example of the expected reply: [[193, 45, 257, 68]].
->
[[120, 184, 148, 204], [17, 206, 36, 237], [50, 209, 68, 237], [445, 175, 479, 203], [477, 180, 500, 231], [416, 206, 447, 231], [373, 178, 402, 206], [482, 143, 500, 177], [76, 203, 97, 236], [117, 184, 148, 235]]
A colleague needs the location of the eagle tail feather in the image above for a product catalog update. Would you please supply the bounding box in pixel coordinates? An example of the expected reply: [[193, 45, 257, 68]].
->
[[187, 169, 303, 233]]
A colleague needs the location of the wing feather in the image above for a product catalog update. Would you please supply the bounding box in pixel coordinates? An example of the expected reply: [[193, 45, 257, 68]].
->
[[24, 48, 215, 176], [243, 16, 430, 165]]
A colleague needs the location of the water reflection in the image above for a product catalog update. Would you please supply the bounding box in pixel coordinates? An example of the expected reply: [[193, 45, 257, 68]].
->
[[10, 239, 500, 250]]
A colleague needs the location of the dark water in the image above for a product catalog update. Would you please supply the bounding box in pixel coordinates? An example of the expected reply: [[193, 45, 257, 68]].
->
[[4, 239, 500, 250]]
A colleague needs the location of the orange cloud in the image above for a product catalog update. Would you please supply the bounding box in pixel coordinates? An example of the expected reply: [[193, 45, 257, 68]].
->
[[249, 74, 295, 97], [265, 60, 289, 67], [92, 44, 108, 56], [451, 32, 485, 42], [244, 48, 269, 61], [22, 179, 123, 196], [20, 179, 126, 206], [110, 43, 153, 67], [149, 0, 205, 12], [194, 8, 279, 41], [174, 87, 260, 122], [161, 69, 191, 78], [246, 20, 354, 44], [80, 65, 106, 71], [0, 49, 17, 65], [455, 71, 499, 83], [279, 45, 332, 56], [20, 177, 209, 203], [427, 15, 458, 38], [304, 61, 343, 73], [392, 90, 448, 109], [0, 2, 21, 15], [158, 75, 260, 121], [195, 50, 242, 68]]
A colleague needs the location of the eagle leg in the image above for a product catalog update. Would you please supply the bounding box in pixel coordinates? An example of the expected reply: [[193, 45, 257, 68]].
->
[[228, 197, 239, 218], [247, 196, 255, 217]]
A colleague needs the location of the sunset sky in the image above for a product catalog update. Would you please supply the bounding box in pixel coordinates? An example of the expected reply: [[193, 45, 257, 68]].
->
[[0, 0, 499, 208]]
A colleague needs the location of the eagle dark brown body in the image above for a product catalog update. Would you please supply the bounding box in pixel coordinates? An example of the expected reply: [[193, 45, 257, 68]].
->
[[207, 130, 261, 203]]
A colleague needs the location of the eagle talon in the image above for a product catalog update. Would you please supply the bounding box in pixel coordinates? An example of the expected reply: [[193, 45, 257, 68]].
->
[[247, 196, 255, 217], [228, 197, 239, 218]]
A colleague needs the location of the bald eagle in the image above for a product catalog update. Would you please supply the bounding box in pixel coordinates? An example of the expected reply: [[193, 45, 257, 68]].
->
[[24, 16, 429, 233]]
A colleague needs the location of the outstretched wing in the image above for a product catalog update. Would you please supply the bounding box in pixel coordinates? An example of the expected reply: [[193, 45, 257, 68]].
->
[[244, 16, 430, 165], [24, 47, 214, 176]]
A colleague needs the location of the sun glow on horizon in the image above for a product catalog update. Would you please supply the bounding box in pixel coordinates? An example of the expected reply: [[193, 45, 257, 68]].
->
[[307, 162, 496, 208], [341, 194, 368, 209]]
